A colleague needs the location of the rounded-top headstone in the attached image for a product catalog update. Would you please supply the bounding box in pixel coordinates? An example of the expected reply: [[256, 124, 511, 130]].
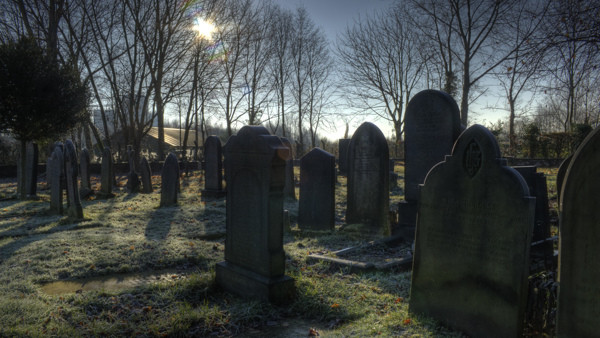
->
[[160, 152, 180, 207]]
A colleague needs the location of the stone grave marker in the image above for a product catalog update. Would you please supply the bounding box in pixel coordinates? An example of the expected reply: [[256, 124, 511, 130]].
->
[[64, 140, 84, 219], [160, 152, 179, 207], [409, 124, 535, 338], [557, 125, 600, 337], [25, 142, 38, 197], [139, 156, 153, 193], [48, 146, 64, 215], [281, 137, 296, 200], [100, 147, 114, 196], [346, 122, 390, 235], [79, 147, 93, 198], [216, 126, 295, 303], [556, 154, 572, 205], [201, 136, 226, 199], [126, 145, 141, 193], [298, 147, 335, 231], [338, 138, 350, 175]]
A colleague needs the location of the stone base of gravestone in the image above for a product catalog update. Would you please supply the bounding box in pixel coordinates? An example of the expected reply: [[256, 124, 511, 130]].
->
[[201, 188, 227, 200], [393, 200, 417, 240], [127, 171, 141, 193], [216, 261, 295, 304]]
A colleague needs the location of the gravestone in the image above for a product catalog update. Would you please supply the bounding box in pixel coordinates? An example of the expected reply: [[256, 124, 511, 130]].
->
[[79, 147, 93, 198], [346, 122, 390, 235], [338, 139, 351, 175], [556, 154, 572, 206], [126, 145, 140, 193], [409, 124, 535, 338], [64, 140, 84, 219], [139, 156, 153, 193], [557, 125, 600, 337], [25, 142, 38, 197], [216, 126, 295, 303], [160, 152, 179, 207], [281, 137, 296, 200], [201, 136, 226, 199], [399, 90, 461, 236], [48, 146, 64, 215], [100, 147, 114, 196], [298, 148, 335, 231]]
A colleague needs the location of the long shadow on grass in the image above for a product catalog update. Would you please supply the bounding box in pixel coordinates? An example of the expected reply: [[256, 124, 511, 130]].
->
[[145, 205, 176, 240]]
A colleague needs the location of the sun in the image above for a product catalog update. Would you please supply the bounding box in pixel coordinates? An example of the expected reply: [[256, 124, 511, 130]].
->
[[193, 18, 215, 40]]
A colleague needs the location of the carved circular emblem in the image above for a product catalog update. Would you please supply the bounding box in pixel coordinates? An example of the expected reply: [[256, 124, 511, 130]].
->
[[464, 139, 482, 177]]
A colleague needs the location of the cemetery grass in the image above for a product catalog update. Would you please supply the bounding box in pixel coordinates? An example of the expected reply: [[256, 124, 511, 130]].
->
[[0, 166, 550, 337]]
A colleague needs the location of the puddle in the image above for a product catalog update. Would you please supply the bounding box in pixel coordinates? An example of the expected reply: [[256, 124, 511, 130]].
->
[[41, 270, 186, 295]]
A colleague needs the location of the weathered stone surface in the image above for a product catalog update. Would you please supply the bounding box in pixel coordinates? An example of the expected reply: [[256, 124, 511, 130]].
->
[[64, 140, 83, 219], [48, 146, 64, 215], [216, 126, 294, 303], [100, 147, 113, 196], [338, 139, 351, 175], [139, 156, 153, 193], [202, 136, 226, 199], [79, 147, 93, 198], [160, 153, 180, 207], [281, 137, 296, 200], [556, 154, 572, 205], [513, 166, 551, 243], [557, 125, 600, 337], [346, 122, 390, 234], [410, 124, 535, 338], [25, 142, 38, 197], [298, 148, 335, 231]]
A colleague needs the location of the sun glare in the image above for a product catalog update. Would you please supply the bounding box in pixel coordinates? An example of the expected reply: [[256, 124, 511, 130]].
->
[[193, 18, 215, 40]]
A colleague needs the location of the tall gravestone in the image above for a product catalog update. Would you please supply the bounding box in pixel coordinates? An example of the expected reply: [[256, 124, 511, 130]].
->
[[126, 145, 141, 193], [557, 125, 600, 337], [64, 140, 84, 219], [216, 126, 295, 303], [139, 156, 153, 193], [48, 146, 64, 215], [160, 153, 180, 207], [556, 154, 572, 206], [298, 148, 335, 231], [79, 147, 93, 198], [410, 125, 535, 338], [280, 137, 296, 200], [346, 122, 390, 235], [338, 139, 350, 175], [202, 136, 226, 199], [399, 90, 462, 236], [100, 147, 114, 196], [25, 142, 38, 197]]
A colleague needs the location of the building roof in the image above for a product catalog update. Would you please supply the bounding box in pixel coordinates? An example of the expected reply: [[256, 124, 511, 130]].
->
[[146, 127, 201, 148]]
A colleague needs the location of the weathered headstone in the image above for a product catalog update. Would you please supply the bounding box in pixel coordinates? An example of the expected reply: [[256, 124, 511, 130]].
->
[[281, 137, 296, 200], [48, 146, 64, 215], [25, 142, 38, 197], [557, 125, 600, 337], [64, 140, 83, 219], [338, 139, 351, 175], [139, 156, 153, 193], [100, 147, 114, 196], [298, 148, 335, 231], [201, 136, 226, 199], [346, 122, 390, 235], [126, 145, 141, 193], [79, 147, 93, 198], [399, 90, 462, 236], [556, 154, 572, 206], [216, 126, 295, 303], [160, 152, 179, 207], [410, 124, 535, 338]]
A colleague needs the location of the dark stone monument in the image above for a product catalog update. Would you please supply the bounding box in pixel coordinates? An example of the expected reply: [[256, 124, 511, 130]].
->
[[281, 137, 296, 200], [25, 142, 38, 197], [557, 125, 600, 337], [64, 140, 84, 219], [346, 122, 390, 235], [409, 125, 535, 338], [126, 145, 141, 193], [216, 126, 295, 303], [160, 152, 180, 207], [79, 147, 93, 198], [298, 148, 335, 231], [100, 147, 114, 196], [399, 90, 461, 236], [48, 146, 64, 215], [139, 156, 153, 193], [201, 136, 226, 199], [338, 139, 351, 175]]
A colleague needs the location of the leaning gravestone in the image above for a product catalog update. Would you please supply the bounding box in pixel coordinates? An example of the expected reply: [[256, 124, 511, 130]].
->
[[298, 148, 335, 231], [338, 139, 351, 175], [100, 147, 114, 196], [346, 122, 390, 235], [25, 142, 38, 197], [216, 126, 295, 303], [139, 156, 153, 193], [557, 125, 600, 337], [201, 136, 226, 199], [79, 147, 93, 198], [48, 146, 64, 215], [126, 145, 141, 193], [410, 124, 535, 338], [64, 140, 84, 219], [281, 137, 296, 200], [399, 90, 462, 236], [160, 153, 179, 207]]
